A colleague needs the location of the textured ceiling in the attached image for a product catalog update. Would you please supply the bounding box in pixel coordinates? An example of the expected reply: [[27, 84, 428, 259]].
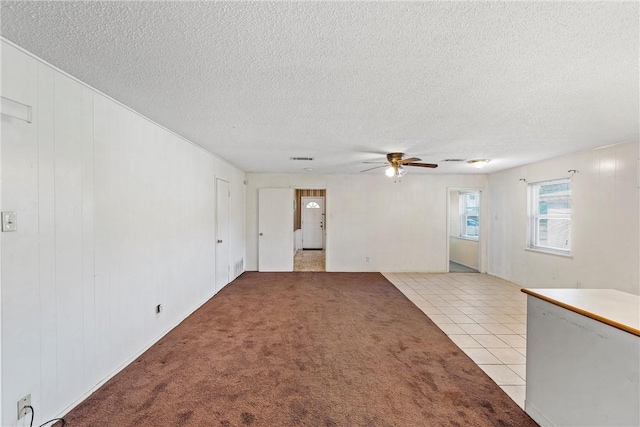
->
[[1, 1, 638, 174]]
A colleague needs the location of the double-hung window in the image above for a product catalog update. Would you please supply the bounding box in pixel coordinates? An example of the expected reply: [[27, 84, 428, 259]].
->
[[528, 179, 572, 254], [459, 192, 479, 240]]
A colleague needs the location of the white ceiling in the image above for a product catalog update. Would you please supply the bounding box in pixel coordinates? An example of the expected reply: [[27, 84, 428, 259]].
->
[[1, 1, 638, 175]]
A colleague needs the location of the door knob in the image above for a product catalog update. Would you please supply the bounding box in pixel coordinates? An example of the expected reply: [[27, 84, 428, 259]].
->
[[217, 239, 223, 243]]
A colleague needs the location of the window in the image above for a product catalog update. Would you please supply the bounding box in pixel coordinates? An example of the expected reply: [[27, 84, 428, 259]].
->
[[528, 179, 571, 254], [459, 192, 479, 240], [306, 202, 320, 209]]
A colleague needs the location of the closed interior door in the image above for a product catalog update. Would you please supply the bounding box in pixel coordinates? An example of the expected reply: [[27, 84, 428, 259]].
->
[[216, 179, 230, 292], [302, 197, 324, 249], [259, 188, 294, 271]]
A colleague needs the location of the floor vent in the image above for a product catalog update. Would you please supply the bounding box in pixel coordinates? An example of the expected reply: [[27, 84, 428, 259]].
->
[[234, 259, 244, 278]]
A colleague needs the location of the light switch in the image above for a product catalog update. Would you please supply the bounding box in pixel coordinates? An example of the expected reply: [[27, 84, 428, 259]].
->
[[2, 211, 17, 232]]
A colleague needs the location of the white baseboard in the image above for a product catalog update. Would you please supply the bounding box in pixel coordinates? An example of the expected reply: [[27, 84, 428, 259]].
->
[[524, 400, 555, 426]]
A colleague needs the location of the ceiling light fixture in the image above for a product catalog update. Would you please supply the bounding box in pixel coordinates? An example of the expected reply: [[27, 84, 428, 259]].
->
[[385, 164, 406, 178], [467, 159, 490, 169]]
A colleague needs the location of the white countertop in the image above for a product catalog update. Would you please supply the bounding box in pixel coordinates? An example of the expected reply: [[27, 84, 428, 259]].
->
[[522, 288, 640, 337]]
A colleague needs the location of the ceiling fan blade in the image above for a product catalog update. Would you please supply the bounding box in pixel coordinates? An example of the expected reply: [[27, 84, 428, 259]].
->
[[360, 165, 389, 172], [404, 162, 438, 168], [398, 157, 421, 163], [362, 161, 389, 164]]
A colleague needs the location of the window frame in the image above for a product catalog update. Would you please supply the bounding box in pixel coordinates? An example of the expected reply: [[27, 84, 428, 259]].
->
[[459, 192, 479, 241], [305, 201, 320, 209], [527, 178, 572, 255]]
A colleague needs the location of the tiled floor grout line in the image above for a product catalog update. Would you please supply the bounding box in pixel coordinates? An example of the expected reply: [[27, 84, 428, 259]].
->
[[383, 272, 528, 409]]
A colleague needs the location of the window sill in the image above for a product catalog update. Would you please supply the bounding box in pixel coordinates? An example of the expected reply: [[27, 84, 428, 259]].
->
[[525, 247, 573, 259]]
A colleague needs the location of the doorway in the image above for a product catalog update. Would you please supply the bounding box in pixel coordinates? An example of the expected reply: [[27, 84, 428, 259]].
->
[[448, 189, 481, 273], [294, 189, 326, 271]]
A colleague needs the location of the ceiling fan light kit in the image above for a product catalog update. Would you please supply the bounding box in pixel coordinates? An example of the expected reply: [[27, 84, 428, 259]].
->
[[385, 165, 407, 178], [362, 152, 438, 178]]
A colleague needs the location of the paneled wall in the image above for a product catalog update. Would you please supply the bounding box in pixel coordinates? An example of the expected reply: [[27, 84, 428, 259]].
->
[[487, 141, 639, 294], [1, 41, 245, 425], [246, 174, 487, 272]]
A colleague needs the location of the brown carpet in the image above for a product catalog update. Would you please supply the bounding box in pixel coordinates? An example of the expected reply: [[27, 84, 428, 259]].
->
[[62, 272, 537, 426]]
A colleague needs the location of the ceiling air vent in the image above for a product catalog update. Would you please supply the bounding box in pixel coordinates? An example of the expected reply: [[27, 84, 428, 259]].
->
[[290, 157, 314, 161], [442, 159, 466, 162]]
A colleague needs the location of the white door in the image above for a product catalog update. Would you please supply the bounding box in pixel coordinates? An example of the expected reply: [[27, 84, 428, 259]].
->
[[216, 179, 230, 292], [259, 188, 294, 271], [302, 196, 324, 249]]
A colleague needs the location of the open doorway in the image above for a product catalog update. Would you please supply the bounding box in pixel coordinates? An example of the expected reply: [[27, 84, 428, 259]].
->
[[293, 189, 326, 271], [448, 189, 481, 273]]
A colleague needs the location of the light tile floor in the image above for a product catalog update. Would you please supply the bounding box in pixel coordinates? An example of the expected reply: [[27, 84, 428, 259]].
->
[[383, 272, 528, 409]]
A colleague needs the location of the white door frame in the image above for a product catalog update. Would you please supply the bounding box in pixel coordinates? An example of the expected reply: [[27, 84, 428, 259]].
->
[[215, 178, 230, 292], [294, 187, 328, 266], [446, 187, 485, 273]]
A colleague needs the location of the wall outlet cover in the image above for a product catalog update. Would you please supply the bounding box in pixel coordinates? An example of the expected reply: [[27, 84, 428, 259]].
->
[[17, 394, 31, 420], [2, 211, 17, 232]]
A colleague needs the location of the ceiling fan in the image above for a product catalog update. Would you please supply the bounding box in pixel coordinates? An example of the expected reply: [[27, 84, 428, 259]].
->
[[361, 152, 438, 178]]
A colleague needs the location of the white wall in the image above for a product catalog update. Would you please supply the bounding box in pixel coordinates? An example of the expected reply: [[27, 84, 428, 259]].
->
[[487, 141, 639, 295], [450, 238, 479, 269], [246, 173, 486, 272], [1, 41, 245, 425], [294, 229, 303, 252], [449, 190, 462, 237]]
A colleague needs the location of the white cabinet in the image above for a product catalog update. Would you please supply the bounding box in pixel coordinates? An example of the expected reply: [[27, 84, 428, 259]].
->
[[523, 289, 640, 427]]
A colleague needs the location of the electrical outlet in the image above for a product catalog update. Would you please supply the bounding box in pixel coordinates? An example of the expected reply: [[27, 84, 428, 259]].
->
[[576, 281, 582, 289], [17, 394, 31, 420]]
